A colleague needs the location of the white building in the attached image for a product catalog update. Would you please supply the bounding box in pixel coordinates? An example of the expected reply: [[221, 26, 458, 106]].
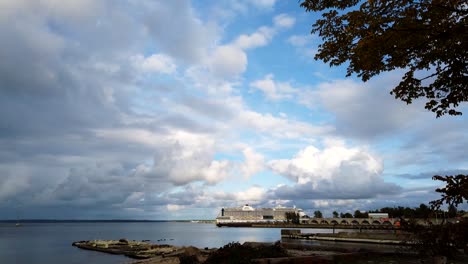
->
[[368, 213, 389, 219], [216, 204, 306, 225]]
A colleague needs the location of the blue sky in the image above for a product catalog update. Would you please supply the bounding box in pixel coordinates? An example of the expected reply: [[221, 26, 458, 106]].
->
[[0, 0, 466, 220]]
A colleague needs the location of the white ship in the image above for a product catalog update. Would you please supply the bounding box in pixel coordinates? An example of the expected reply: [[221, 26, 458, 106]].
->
[[216, 204, 307, 226]]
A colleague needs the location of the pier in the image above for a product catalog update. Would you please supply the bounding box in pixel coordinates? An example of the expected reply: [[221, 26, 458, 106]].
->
[[280, 229, 411, 245]]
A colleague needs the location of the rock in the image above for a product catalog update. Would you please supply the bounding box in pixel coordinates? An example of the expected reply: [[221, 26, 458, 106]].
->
[[119, 238, 129, 244], [132, 256, 180, 264], [96, 243, 108, 249], [432, 255, 447, 264]]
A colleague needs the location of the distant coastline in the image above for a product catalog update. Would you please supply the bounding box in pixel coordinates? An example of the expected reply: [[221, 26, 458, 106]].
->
[[0, 219, 215, 223]]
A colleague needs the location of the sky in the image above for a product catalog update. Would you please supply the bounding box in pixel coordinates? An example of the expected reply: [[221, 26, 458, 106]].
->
[[0, 0, 467, 220]]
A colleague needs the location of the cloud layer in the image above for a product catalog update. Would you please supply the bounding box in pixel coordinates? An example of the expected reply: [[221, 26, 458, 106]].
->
[[0, 0, 466, 220]]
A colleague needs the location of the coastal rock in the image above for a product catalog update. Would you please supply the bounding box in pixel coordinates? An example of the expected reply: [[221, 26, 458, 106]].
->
[[132, 256, 180, 264], [74, 237, 462, 264], [72, 240, 175, 259], [118, 238, 129, 245]]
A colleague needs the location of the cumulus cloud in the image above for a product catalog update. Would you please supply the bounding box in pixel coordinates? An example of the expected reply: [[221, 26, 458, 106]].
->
[[302, 77, 424, 140], [249, 0, 277, 9], [268, 140, 401, 199], [213, 186, 267, 203], [250, 74, 298, 100], [394, 117, 468, 167], [167, 204, 186, 211], [287, 35, 311, 47], [147, 131, 231, 185], [273, 14, 295, 29], [143, 0, 219, 63], [234, 26, 275, 49], [0, 0, 236, 218], [239, 147, 265, 178], [236, 186, 266, 201], [133, 53, 177, 74], [208, 45, 248, 78], [206, 14, 296, 79], [237, 110, 334, 139], [1, 0, 461, 221], [95, 129, 233, 185], [287, 34, 317, 57]]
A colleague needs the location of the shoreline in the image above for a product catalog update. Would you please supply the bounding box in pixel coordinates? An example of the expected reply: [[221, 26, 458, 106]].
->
[[72, 229, 462, 264], [72, 238, 418, 264], [281, 229, 411, 245]]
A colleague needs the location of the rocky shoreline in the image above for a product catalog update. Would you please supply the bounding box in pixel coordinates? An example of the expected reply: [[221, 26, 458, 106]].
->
[[72, 237, 445, 264], [72, 239, 214, 261], [73, 230, 468, 264], [281, 229, 412, 244]]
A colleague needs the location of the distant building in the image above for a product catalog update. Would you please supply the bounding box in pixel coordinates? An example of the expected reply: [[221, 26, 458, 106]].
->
[[368, 213, 389, 219], [216, 204, 306, 225]]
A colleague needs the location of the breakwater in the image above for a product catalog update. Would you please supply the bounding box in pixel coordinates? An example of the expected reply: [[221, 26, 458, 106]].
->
[[217, 222, 400, 230], [281, 229, 411, 245]]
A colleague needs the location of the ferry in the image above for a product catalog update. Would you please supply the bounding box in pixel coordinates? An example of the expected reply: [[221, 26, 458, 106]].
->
[[215, 204, 306, 227]]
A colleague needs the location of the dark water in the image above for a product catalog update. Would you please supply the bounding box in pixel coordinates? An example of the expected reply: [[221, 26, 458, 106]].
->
[[0, 222, 289, 264]]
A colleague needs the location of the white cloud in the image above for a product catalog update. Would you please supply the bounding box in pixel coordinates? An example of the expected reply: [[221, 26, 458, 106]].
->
[[0, 0, 101, 22], [270, 140, 382, 184], [239, 147, 265, 178], [147, 131, 232, 185], [167, 204, 186, 211], [2, 0, 461, 221], [287, 35, 311, 47], [236, 186, 266, 201], [143, 0, 219, 63], [311, 199, 356, 208], [268, 140, 401, 199], [94, 128, 163, 149], [302, 77, 425, 139], [95, 128, 232, 185], [237, 110, 334, 139], [233, 14, 295, 50], [136, 53, 177, 74], [234, 26, 274, 49], [190, 12, 296, 83], [287, 34, 317, 58], [209, 45, 247, 78], [273, 14, 295, 29], [249, 0, 277, 9], [250, 73, 298, 100]]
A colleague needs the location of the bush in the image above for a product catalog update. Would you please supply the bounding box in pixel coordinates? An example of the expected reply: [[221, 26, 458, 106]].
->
[[204, 241, 289, 264]]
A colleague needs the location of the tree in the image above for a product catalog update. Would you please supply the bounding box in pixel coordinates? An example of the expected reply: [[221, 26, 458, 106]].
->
[[342, 212, 353, 218], [404, 174, 468, 258], [285, 212, 300, 224], [300, 0, 467, 117], [353, 210, 368, 218], [447, 204, 457, 218], [415, 203, 431, 218], [332, 211, 339, 218], [430, 174, 468, 209], [313, 210, 323, 218]]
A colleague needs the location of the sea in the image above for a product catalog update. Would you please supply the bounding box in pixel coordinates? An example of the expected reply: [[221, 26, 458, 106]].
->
[[0, 221, 395, 264]]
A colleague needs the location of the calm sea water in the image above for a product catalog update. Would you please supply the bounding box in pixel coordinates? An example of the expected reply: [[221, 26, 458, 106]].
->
[[0, 221, 314, 264], [1, 221, 397, 264]]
